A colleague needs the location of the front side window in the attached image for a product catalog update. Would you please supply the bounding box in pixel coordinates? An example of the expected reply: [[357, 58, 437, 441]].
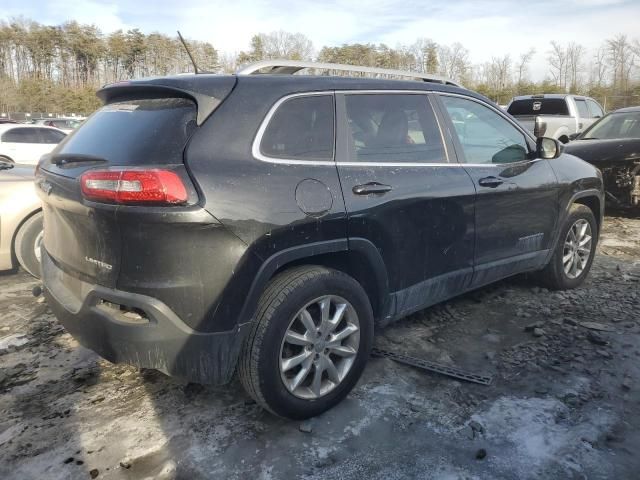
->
[[441, 95, 530, 164], [1, 128, 41, 144], [575, 99, 591, 118], [260, 95, 334, 160], [344, 94, 445, 163]]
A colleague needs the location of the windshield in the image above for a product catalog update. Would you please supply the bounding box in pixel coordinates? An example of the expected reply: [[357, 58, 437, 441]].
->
[[582, 111, 640, 140]]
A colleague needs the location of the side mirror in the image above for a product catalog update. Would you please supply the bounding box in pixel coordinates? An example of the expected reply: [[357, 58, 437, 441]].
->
[[537, 137, 562, 160], [568, 132, 580, 141]]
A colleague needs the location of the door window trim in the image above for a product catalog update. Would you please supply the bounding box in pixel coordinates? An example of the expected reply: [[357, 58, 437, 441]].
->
[[254, 89, 460, 167], [252, 89, 537, 168], [252, 91, 337, 166]]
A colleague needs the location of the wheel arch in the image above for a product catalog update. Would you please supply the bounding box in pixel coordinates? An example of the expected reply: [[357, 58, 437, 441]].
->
[[543, 189, 603, 267], [573, 194, 602, 234], [10, 208, 42, 263], [239, 238, 391, 326]]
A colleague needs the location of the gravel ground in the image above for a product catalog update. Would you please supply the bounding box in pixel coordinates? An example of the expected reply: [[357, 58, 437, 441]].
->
[[1, 213, 639, 480]]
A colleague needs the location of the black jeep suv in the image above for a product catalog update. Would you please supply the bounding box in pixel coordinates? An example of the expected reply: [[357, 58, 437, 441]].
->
[[37, 62, 603, 419]]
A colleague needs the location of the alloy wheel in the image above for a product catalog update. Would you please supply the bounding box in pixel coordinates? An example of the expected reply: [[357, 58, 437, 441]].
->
[[563, 219, 592, 279], [279, 295, 360, 399]]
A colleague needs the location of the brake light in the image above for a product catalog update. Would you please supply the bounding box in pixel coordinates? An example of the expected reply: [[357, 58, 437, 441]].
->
[[80, 169, 188, 205]]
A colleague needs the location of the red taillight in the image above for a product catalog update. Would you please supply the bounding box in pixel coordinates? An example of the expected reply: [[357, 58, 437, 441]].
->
[[80, 169, 188, 205]]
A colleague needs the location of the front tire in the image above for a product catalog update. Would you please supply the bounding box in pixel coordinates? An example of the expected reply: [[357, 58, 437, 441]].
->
[[14, 212, 43, 279], [239, 266, 374, 419], [540, 204, 597, 290]]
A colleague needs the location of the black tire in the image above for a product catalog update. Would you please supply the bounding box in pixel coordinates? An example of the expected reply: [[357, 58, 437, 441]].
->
[[14, 212, 43, 279], [539, 204, 597, 290], [238, 266, 374, 420]]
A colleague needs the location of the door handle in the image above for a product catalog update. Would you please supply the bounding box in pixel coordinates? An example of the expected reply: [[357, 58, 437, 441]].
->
[[352, 182, 393, 195], [478, 176, 504, 188]]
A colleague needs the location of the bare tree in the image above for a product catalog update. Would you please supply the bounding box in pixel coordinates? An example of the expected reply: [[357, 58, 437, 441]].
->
[[607, 35, 637, 92], [438, 42, 470, 82], [566, 42, 585, 92], [409, 38, 438, 73], [548, 41, 567, 89], [590, 45, 608, 88], [516, 48, 535, 85]]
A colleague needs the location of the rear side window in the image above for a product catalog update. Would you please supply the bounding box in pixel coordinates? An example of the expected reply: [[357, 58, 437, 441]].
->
[[38, 128, 66, 144], [260, 95, 334, 160], [57, 98, 196, 165], [2, 128, 41, 143], [587, 100, 604, 118], [507, 99, 569, 116], [344, 94, 445, 163], [575, 99, 591, 118]]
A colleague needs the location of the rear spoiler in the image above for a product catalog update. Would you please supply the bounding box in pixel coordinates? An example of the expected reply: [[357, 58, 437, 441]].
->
[[96, 76, 237, 126]]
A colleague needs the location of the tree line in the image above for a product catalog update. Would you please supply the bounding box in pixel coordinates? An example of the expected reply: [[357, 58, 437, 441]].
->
[[1, 17, 639, 114]]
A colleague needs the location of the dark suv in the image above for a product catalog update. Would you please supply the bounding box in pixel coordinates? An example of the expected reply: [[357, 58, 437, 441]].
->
[[37, 61, 604, 419]]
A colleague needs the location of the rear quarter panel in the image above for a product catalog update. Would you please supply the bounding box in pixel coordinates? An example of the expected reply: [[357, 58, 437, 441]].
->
[[183, 78, 348, 332], [0, 172, 41, 270]]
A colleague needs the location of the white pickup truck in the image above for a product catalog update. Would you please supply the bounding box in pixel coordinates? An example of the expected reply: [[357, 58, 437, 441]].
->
[[506, 94, 605, 143]]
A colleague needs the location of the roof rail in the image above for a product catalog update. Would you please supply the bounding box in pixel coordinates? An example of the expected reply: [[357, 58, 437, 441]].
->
[[236, 59, 462, 87]]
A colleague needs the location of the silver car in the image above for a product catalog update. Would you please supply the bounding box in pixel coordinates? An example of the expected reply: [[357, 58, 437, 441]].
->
[[0, 160, 42, 277]]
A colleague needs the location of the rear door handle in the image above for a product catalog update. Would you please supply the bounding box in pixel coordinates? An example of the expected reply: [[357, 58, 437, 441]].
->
[[352, 182, 393, 195], [478, 176, 504, 188]]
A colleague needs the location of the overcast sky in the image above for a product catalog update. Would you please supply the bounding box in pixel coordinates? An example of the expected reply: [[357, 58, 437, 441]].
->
[[3, 0, 640, 80]]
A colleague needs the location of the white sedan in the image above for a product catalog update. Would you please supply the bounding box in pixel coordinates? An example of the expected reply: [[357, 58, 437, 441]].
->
[[0, 124, 66, 166]]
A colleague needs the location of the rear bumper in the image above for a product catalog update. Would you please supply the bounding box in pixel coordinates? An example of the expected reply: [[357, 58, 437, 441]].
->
[[42, 249, 247, 384]]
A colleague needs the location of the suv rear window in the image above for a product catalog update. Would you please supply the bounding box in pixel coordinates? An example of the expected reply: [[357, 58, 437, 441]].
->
[[507, 99, 569, 116], [56, 98, 197, 165], [260, 95, 334, 160]]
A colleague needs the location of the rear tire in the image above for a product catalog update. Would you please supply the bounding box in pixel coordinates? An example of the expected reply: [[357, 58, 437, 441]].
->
[[539, 204, 597, 290], [14, 212, 43, 279], [238, 266, 374, 419]]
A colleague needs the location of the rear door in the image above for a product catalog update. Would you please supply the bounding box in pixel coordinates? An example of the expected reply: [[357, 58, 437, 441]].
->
[[38, 97, 198, 287], [575, 98, 595, 132], [335, 91, 476, 318], [436, 93, 558, 287]]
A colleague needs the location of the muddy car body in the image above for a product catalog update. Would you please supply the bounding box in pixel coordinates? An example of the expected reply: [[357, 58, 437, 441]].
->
[[38, 61, 604, 419], [564, 106, 640, 207]]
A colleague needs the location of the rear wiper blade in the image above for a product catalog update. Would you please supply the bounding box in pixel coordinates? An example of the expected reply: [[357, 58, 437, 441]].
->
[[51, 153, 108, 166]]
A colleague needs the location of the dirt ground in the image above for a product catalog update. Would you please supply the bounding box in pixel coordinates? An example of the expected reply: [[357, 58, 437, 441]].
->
[[1, 212, 639, 480]]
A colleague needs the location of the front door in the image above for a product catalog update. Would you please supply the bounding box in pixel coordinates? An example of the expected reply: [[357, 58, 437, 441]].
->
[[335, 92, 476, 321], [436, 94, 559, 288]]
